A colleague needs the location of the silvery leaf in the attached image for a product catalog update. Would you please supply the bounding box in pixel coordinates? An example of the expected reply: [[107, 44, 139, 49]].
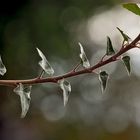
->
[[122, 56, 131, 76], [79, 42, 90, 68], [58, 79, 71, 106], [117, 27, 130, 42], [0, 56, 6, 76], [99, 71, 109, 93], [106, 36, 115, 55], [13, 83, 32, 118], [36, 48, 54, 76]]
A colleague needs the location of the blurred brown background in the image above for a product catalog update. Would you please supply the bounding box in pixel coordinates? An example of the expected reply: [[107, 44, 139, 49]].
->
[[0, 0, 140, 140]]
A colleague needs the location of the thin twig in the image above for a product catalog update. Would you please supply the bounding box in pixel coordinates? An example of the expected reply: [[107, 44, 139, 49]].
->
[[0, 34, 139, 87]]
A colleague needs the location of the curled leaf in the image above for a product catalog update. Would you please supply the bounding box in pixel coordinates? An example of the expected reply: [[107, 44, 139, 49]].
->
[[36, 48, 54, 76], [117, 27, 130, 42], [99, 71, 109, 93], [123, 3, 140, 16], [122, 56, 131, 76], [13, 83, 32, 118], [58, 79, 71, 106], [0, 56, 6, 76], [106, 36, 115, 55], [79, 42, 90, 68]]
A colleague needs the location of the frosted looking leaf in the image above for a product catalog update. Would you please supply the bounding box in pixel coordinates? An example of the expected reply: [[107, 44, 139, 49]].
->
[[58, 79, 71, 106], [79, 42, 90, 68], [106, 36, 115, 55], [117, 27, 130, 42], [122, 56, 131, 76], [99, 71, 109, 93], [0, 56, 6, 75], [36, 48, 54, 76], [13, 83, 32, 118]]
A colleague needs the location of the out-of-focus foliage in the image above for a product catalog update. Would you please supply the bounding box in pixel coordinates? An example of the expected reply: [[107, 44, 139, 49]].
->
[[0, 0, 140, 140], [123, 3, 140, 16]]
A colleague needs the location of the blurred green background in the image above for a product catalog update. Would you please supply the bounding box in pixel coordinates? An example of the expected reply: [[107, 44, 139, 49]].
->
[[0, 0, 140, 140]]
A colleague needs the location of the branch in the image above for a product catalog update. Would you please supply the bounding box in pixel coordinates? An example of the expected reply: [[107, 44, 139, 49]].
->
[[0, 34, 140, 87]]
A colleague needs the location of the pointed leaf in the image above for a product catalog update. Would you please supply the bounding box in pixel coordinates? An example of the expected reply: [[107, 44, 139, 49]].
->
[[36, 48, 54, 76], [14, 83, 32, 118], [117, 27, 130, 42], [79, 42, 90, 68], [106, 36, 115, 55], [0, 56, 6, 76], [122, 56, 131, 76], [99, 71, 109, 93], [58, 79, 71, 106], [123, 3, 140, 16]]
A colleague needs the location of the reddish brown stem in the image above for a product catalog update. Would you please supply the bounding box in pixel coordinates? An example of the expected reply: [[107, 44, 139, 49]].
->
[[0, 34, 140, 87]]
